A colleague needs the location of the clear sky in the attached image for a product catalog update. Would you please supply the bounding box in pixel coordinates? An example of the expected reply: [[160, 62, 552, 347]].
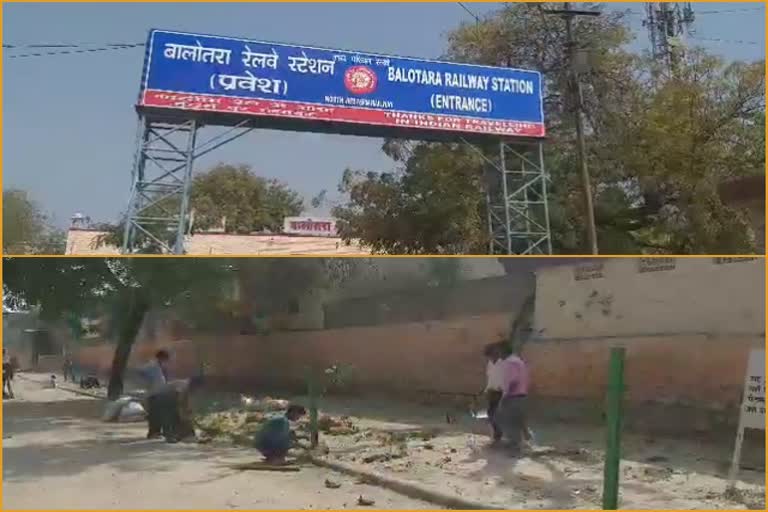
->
[[4, 2, 765, 228]]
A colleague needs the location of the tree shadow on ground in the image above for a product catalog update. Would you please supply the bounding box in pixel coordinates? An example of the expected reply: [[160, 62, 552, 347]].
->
[[3, 393, 254, 483], [3, 398, 103, 436], [3, 430, 219, 483]]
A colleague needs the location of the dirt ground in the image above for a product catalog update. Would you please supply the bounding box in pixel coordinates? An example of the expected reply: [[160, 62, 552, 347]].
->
[[8, 373, 764, 510], [2, 376, 434, 510], [314, 400, 765, 509], [194, 392, 766, 510]]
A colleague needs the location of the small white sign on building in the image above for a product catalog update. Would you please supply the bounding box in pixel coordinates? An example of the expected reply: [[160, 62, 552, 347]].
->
[[728, 348, 765, 488], [283, 217, 337, 237]]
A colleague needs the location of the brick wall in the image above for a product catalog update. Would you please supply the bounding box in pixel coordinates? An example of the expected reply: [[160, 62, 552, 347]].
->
[[74, 313, 762, 428]]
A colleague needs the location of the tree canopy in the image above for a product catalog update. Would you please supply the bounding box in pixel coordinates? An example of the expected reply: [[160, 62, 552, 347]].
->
[[2, 257, 371, 397], [3, 189, 66, 255], [3, 257, 234, 397], [190, 164, 304, 234], [97, 164, 304, 253], [332, 4, 765, 254]]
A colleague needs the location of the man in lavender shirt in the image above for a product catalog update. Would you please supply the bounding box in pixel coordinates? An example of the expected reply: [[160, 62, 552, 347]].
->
[[495, 349, 530, 454]]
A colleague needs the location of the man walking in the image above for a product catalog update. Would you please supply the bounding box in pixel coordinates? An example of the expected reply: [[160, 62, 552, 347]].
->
[[494, 348, 530, 455], [63, 354, 75, 383], [483, 342, 505, 444], [3, 349, 15, 399], [140, 350, 170, 439]]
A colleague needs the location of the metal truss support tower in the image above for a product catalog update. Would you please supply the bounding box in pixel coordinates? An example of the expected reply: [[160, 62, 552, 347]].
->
[[644, 3, 695, 72], [121, 114, 256, 254], [465, 140, 552, 255]]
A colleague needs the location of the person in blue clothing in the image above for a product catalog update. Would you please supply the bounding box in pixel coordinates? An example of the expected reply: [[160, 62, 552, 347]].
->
[[141, 350, 171, 439], [253, 404, 307, 463]]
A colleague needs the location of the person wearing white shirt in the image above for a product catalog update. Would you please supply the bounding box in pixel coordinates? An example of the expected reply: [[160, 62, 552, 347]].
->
[[483, 342, 505, 443]]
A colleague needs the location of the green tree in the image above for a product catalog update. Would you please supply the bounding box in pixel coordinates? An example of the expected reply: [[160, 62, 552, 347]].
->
[[3, 257, 233, 399], [3, 189, 66, 254], [334, 143, 488, 254], [604, 52, 765, 253], [3, 258, 365, 398], [97, 164, 304, 253], [233, 258, 368, 327], [333, 4, 764, 255], [191, 164, 304, 234]]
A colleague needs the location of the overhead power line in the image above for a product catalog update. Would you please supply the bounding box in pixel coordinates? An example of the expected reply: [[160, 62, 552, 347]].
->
[[627, 6, 764, 16], [457, 2, 481, 23], [680, 6, 763, 14], [692, 36, 762, 46], [6, 1, 765, 60], [5, 43, 145, 59], [4, 42, 144, 49]]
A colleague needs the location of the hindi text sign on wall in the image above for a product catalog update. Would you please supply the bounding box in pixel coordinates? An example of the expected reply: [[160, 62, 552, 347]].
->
[[283, 217, 337, 237], [728, 348, 765, 488]]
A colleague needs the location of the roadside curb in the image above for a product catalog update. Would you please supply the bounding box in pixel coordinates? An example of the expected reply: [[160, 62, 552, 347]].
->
[[308, 455, 502, 510], [16, 374, 106, 401]]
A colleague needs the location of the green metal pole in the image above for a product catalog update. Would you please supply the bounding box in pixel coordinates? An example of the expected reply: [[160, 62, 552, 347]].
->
[[603, 346, 625, 510], [307, 371, 319, 449]]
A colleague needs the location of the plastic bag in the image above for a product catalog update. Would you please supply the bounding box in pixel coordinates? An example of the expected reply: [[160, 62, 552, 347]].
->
[[102, 397, 145, 422], [119, 401, 146, 422]]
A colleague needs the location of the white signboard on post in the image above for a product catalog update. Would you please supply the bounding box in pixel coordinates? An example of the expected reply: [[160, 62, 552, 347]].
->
[[283, 217, 337, 237], [728, 349, 765, 487]]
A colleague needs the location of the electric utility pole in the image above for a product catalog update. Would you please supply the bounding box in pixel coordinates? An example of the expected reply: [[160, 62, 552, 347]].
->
[[546, 2, 601, 255]]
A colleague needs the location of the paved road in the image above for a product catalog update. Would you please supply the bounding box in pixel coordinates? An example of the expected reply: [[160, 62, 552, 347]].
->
[[3, 376, 435, 510]]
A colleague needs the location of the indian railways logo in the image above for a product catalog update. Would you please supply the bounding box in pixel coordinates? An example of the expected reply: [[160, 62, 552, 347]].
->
[[344, 66, 378, 95]]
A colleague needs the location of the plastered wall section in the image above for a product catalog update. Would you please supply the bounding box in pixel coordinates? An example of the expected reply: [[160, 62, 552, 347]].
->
[[65, 230, 368, 255], [533, 258, 764, 340]]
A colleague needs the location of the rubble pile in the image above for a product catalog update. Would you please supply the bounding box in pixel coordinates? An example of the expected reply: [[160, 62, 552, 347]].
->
[[195, 395, 359, 445]]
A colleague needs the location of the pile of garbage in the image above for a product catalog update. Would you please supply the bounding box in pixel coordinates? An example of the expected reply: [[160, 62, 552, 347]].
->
[[194, 394, 359, 445], [195, 395, 284, 444]]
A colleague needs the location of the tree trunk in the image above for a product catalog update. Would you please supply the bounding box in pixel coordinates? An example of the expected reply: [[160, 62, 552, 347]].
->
[[107, 290, 150, 400]]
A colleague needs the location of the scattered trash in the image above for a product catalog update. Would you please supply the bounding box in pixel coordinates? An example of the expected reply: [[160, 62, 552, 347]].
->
[[357, 496, 375, 506], [240, 395, 289, 412], [362, 452, 403, 464], [318, 415, 358, 435], [640, 466, 673, 482], [324, 478, 341, 489], [245, 412, 265, 424]]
